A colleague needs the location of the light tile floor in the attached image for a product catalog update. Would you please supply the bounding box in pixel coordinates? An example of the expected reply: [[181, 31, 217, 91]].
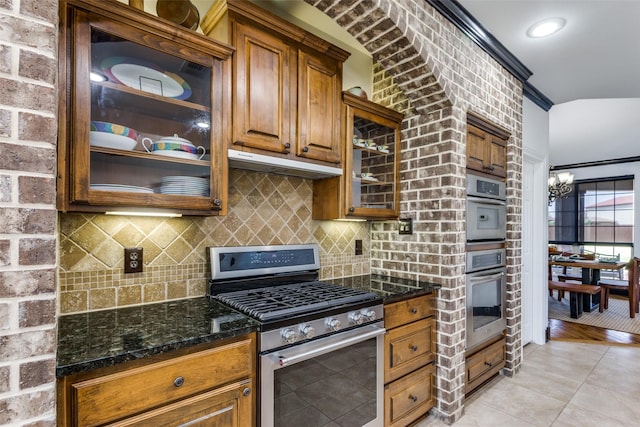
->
[[416, 340, 640, 426]]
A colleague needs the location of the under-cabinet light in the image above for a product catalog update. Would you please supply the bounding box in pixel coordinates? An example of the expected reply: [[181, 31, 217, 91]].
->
[[105, 211, 182, 218], [335, 218, 368, 222]]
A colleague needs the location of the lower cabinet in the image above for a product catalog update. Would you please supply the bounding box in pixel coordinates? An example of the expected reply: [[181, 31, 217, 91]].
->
[[383, 294, 437, 427], [57, 333, 256, 427], [465, 334, 506, 394]]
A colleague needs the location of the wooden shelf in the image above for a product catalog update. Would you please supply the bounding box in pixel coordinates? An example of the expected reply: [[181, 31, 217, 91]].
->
[[90, 146, 210, 167]]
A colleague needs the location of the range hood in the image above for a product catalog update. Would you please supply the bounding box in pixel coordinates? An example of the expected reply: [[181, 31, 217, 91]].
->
[[227, 149, 343, 179]]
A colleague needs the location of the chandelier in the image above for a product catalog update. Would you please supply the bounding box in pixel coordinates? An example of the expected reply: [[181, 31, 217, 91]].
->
[[548, 171, 574, 205]]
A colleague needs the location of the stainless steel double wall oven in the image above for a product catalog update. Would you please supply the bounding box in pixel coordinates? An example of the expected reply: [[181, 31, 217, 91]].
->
[[208, 244, 384, 427], [466, 174, 508, 351]]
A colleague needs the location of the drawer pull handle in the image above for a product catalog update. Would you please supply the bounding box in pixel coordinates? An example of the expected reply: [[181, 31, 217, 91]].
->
[[411, 308, 418, 314], [409, 394, 418, 402], [242, 387, 251, 397], [411, 345, 418, 352], [173, 376, 185, 387], [484, 361, 493, 367]]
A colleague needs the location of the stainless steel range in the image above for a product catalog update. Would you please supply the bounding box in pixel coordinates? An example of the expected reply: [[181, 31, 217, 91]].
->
[[208, 244, 384, 427]]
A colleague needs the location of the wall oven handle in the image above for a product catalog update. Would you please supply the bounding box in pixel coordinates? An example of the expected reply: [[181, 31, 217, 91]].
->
[[468, 272, 505, 283], [272, 324, 385, 368], [467, 196, 506, 206]]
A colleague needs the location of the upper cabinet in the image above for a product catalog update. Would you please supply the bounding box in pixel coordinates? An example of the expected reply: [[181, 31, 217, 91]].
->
[[466, 113, 509, 179], [57, 0, 233, 216], [201, 0, 349, 166], [313, 93, 404, 220]]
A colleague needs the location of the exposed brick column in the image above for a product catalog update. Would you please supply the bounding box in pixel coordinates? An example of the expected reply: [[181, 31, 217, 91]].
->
[[0, 0, 59, 424], [309, 0, 522, 423]]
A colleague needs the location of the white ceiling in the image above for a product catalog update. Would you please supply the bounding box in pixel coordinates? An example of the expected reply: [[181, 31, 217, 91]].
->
[[458, 0, 640, 166], [458, 0, 640, 104]]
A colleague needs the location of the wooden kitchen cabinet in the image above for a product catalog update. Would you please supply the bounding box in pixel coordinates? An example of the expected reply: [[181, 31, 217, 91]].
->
[[466, 113, 510, 179], [383, 294, 437, 427], [57, 0, 232, 216], [313, 92, 403, 219], [465, 334, 506, 394], [57, 334, 256, 427], [201, 0, 348, 166]]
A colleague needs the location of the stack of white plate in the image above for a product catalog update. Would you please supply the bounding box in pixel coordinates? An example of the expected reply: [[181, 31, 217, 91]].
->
[[159, 176, 208, 196]]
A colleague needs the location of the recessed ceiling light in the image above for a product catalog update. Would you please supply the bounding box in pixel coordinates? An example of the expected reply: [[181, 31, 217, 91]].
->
[[527, 18, 566, 38]]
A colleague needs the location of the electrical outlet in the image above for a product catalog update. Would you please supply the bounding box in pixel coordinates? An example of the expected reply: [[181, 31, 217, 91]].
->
[[124, 247, 143, 274], [398, 218, 413, 235], [355, 239, 363, 256]]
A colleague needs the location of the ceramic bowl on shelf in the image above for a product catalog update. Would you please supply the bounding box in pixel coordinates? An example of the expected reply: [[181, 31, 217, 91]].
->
[[89, 121, 138, 151], [142, 134, 206, 160]]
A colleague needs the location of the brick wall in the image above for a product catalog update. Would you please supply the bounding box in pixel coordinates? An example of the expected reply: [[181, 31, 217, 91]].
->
[[308, 0, 523, 423], [0, 0, 522, 423], [0, 0, 59, 425]]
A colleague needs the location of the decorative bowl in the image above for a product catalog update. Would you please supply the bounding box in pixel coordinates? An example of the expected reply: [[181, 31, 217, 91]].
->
[[89, 121, 138, 151], [150, 141, 199, 154], [142, 134, 206, 160]]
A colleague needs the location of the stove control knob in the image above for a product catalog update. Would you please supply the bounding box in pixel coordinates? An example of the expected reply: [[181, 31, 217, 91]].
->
[[281, 328, 297, 344], [349, 312, 365, 325], [361, 309, 377, 322], [299, 324, 315, 339], [326, 318, 341, 331]]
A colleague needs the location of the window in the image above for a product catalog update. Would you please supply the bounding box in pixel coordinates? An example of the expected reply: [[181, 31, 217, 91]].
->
[[548, 176, 634, 262]]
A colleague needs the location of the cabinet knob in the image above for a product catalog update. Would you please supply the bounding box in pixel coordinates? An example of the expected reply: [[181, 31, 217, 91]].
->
[[411, 308, 418, 314], [484, 361, 493, 367], [302, 146, 309, 152], [213, 199, 222, 207], [411, 345, 418, 352], [242, 387, 251, 397], [409, 394, 418, 402], [284, 143, 291, 149], [349, 207, 355, 213], [173, 376, 184, 387]]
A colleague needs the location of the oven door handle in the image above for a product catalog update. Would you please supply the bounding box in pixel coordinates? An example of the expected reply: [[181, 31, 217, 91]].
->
[[271, 324, 385, 368], [468, 271, 505, 283]]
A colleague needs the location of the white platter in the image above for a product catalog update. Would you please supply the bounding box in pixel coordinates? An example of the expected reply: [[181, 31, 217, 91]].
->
[[90, 184, 154, 193], [111, 63, 183, 97], [102, 57, 192, 100], [90, 131, 137, 151]]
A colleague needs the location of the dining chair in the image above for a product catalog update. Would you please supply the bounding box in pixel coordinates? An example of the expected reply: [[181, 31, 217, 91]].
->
[[598, 257, 640, 318]]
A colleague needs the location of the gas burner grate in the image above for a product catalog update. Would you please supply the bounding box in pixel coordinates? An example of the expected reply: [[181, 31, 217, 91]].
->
[[214, 281, 377, 322]]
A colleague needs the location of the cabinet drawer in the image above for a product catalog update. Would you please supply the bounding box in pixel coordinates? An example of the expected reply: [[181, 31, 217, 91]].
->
[[384, 294, 434, 329], [72, 338, 254, 426], [108, 379, 253, 427], [384, 364, 435, 427], [384, 318, 436, 383], [466, 336, 505, 392]]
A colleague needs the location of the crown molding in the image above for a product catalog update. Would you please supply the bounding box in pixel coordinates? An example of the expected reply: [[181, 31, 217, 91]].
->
[[426, 0, 554, 111]]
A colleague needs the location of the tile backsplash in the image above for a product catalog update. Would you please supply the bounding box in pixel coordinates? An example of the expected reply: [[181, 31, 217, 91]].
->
[[59, 169, 370, 314]]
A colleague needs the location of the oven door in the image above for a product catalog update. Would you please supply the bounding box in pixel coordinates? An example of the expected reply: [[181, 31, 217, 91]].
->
[[260, 323, 385, 427], [466, 196, 507, 241], [466, 268, 506, 350]]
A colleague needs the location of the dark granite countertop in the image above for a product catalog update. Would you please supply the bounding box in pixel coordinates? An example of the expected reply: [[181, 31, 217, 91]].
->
[[56, 297, 259, 378], [56, 275, 439, 378], [328, 274, 441, 303]]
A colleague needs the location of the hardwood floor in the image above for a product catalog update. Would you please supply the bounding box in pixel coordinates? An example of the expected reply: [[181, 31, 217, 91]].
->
[[549, 318, 640, 345]]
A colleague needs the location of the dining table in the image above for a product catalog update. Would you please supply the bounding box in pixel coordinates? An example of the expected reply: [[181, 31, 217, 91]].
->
[[548, 258, 627, 312]]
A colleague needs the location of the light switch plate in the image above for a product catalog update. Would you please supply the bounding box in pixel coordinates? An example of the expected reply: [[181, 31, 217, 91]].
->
[[398, 218, 413, 235]]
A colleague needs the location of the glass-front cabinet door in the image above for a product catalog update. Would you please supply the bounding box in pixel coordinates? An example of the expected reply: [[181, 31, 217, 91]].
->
[[58, 2, 232, 215], [343, 93, 403, 219]]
